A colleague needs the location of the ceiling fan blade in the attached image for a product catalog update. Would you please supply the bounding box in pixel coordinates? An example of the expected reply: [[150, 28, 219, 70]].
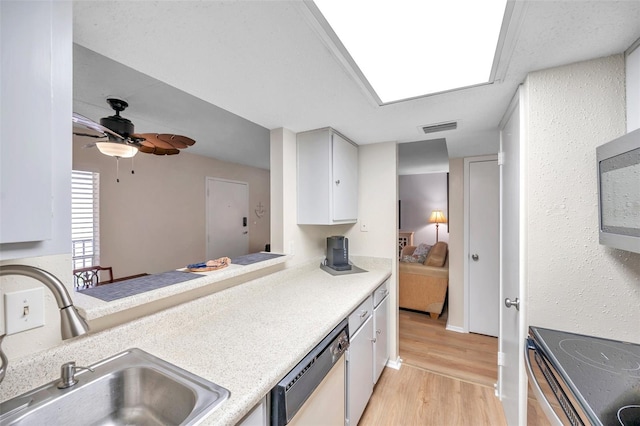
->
[[137, 144, 155, 154], [157, 134, 195, 149], [72, 112, 125, 140], [73, 131, 105, 139], [137, 133, 176, 150], [152, 147, 180, 156]]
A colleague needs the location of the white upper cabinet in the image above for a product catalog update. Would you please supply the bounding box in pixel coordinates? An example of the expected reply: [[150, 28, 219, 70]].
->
[[0, 0, 72, 257], [297, 128, 358, 225]]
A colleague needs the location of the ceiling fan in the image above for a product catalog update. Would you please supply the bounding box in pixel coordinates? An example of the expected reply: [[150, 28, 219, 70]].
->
[[72, 97, 196, 157]]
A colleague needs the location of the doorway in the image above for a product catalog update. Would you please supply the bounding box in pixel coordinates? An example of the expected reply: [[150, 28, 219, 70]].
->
[[464, 156, 500, 337], [206, 178, 249, 259]]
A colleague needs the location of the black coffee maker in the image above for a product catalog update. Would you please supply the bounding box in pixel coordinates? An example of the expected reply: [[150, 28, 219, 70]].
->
[[326, 236, 351, 271]]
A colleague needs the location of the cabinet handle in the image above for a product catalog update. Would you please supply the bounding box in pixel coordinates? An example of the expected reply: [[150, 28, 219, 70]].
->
[[359, 310, 369, 319], [376, 329, 381, 335], [371, 337, 377, 343], [335, 179, 340, 185]]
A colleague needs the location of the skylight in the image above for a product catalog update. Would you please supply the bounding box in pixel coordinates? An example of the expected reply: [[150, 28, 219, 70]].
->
[[313, 0, 507, 103]]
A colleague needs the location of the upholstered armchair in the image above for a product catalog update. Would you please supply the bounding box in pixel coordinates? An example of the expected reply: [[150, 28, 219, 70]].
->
[[398, 241, 449, 319]]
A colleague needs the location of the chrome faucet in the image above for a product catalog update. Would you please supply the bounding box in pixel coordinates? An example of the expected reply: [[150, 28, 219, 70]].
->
[[0, 265, 90, 382]]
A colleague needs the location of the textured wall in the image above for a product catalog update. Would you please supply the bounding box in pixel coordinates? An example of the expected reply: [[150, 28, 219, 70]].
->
[[398, 173, 449, 245], [0, 254, 71, 359], [525, 55, 640, 343]]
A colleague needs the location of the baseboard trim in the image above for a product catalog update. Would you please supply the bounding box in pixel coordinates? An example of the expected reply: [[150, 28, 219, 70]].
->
[[386, 356, 403, 370], [445, 324, 466, 333]]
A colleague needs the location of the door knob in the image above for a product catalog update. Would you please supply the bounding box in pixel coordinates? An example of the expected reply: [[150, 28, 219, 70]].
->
[[505, 297, 520, 311], [471, 254, 479, 261]]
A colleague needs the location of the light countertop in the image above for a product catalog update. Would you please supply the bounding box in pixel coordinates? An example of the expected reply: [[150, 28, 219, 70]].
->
[[73, 253, 291, 321], [1, 256, 392, 425]]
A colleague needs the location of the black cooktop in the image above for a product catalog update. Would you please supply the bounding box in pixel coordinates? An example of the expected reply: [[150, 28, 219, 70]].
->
[[530, 327, 640, 426]]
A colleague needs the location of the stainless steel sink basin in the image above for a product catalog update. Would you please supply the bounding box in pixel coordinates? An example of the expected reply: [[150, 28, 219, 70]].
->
[[0, 348, 230, 425]]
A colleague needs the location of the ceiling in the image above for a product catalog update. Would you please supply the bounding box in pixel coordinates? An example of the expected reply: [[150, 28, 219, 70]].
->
[[72, 1, 640, 171]]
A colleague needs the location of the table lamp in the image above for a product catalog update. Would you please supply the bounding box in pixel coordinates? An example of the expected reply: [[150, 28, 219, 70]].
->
[[429, 210, 447, 242]]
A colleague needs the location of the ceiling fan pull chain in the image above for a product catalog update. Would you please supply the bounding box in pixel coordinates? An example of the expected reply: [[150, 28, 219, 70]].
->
[[116, 157, 120, 183], [131, 156, 135, 175]]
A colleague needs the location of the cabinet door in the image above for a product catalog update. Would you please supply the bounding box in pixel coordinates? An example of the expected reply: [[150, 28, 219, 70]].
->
[[373, 296, 389, 384], [346, 315, 373, 426], [0, 1, 54, 243], [238, 397, 267, 426], [332, 133, 358, 222]]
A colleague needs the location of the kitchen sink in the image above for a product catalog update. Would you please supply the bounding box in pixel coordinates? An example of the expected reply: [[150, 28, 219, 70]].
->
[[0, 348, 230, 425]]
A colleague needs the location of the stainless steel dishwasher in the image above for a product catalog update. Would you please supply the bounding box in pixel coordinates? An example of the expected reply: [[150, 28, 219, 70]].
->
[[271, 318, 349, 426]]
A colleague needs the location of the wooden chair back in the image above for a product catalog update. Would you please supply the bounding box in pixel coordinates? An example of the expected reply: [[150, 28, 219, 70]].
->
[[73, 266, 114, 289]]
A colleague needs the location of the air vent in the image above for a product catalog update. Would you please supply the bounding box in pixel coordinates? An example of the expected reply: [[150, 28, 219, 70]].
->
[[420, 121, 458, 134]]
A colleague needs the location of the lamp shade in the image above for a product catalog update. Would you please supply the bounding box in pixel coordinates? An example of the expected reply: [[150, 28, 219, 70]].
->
[[428, 210, 447, 224], [96, 142, 138, 158]]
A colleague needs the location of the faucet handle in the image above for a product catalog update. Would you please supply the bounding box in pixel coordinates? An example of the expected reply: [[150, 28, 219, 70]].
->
[[57, 361, 94, 389]]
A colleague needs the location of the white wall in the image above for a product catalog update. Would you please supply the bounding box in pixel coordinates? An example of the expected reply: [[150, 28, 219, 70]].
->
[[446, 158, 464, 329], [346, 142, 398, 259], [398, 173, 449, 246], [74, 142, 270, 278], [345, 142, 399, 362], [525, 54, 640, 343]]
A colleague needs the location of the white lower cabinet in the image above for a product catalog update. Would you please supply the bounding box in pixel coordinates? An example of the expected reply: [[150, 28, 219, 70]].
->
[[346, 314, 373, 426], [373, 295, 389, 384], [237, 397, 268, 426]]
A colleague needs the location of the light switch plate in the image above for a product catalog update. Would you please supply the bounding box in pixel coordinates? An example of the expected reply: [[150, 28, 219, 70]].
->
[[4, 288, 45, 335]]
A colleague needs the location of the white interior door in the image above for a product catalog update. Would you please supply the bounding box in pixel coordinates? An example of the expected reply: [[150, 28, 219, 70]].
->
[[206, 178, 249, 259], [498, 90, 526, 425], [468, 159, 500, 337]]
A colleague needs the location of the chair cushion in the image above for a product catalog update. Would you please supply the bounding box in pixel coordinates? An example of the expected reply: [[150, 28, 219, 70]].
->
[[424, 241, 448, 267], [400, 254, 427, 263], [413, 243, 432, 256]]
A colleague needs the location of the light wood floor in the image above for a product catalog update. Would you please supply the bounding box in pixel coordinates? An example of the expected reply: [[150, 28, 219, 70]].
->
[[359, 308, 550, 426]]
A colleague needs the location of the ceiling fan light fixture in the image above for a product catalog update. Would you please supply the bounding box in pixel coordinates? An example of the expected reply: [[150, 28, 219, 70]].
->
[[95, 142, 138, 158]]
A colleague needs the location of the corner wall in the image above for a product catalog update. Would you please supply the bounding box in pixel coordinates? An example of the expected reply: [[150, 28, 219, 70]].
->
[[345, 141, 399, 361], [525, 54, 640, 343], [446, 158, 465, 330]]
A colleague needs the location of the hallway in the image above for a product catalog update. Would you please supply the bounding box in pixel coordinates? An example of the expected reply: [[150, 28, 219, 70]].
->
[[359, 309, 550, 425]]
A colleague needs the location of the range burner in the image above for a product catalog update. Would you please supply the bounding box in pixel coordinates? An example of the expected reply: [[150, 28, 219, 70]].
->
[[559, 338, 640, 377], [530, 327, 640, 426], [617, 405, 640, 426]]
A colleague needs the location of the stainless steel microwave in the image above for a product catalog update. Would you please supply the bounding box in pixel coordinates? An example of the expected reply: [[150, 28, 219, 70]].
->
[[596, 127, 640, 253]]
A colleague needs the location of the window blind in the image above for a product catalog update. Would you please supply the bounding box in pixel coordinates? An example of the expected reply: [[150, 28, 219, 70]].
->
[[71, 170, 99, 269]]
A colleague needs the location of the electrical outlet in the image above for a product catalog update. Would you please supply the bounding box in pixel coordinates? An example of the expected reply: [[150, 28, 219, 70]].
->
[[4, 288, 45, 335]]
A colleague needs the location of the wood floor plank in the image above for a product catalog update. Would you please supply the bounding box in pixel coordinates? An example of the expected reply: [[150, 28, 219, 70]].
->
[[359, 309, 550, 425], [399, 309, 498, 387]]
